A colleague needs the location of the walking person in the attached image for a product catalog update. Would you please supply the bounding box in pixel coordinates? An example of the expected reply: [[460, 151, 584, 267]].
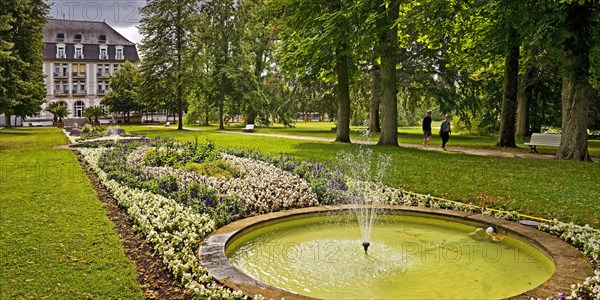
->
[[439, 114, 451, 150], [422, 110, 433, 149]]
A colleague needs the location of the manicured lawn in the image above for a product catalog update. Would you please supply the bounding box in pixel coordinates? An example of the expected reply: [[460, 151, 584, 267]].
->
[[126, 125, 600, 227], [0, 128, 143, 299], [186, 121, 600, 157]]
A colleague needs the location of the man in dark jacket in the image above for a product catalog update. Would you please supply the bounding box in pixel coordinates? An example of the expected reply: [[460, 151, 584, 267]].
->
[[422, 110, 432, 149]]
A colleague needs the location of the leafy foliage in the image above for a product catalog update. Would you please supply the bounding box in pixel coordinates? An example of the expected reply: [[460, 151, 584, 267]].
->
[[101, 61, 140, 122], [0, 0, 48, 126]]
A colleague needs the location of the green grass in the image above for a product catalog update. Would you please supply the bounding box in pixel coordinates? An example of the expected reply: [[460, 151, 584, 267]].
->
[[126, 125, 600, 227], [0, 128, 144, 299], [186, 121, 600, 157]]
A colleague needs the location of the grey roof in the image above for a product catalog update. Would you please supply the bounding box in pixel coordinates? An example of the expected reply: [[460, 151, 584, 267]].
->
[[43, 19, 139, 62], [44, 18, 135, 45]]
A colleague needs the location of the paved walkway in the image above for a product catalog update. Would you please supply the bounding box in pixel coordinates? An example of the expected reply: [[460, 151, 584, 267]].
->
[[185, 127, 557, 160]]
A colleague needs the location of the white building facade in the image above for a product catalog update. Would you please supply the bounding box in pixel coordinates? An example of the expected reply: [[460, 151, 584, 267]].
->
[[30, 19, 139, 125]]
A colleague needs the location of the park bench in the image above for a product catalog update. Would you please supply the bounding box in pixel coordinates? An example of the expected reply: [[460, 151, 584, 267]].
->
[[165, 122, 170, 127], [524, 133, 561, 153], [242, 124, 254, 132], [28, 122, 45, 127]]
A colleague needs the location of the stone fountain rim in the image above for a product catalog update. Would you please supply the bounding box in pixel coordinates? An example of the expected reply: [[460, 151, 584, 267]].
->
[[198, 205, 594, 300]]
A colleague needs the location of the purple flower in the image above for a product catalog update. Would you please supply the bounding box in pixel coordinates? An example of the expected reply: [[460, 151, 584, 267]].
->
[[204, 197, 214, 206]]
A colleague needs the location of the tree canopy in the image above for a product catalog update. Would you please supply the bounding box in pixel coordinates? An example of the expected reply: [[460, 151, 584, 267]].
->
[[135, 0, 599, 160], [0, 0, 48, 127]]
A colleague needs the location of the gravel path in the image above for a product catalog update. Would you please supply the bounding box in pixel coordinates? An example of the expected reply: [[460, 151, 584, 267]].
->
[[191, 128, 558, 160]]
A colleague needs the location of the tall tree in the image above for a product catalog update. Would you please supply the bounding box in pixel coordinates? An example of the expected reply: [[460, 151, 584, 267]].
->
[[139, 0, 198, 130], [497, 27, 520, 147], [201, 0, 245, 130], [271, 0, 357, 143], [0, 0, 48, 128], [101, 61, 141, 123], [377, 0, 400, 146], [555, 0, 597, 161]]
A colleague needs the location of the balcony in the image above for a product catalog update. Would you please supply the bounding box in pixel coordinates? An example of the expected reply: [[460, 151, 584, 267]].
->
[[55, 72, 68, 78], [72, 72, 87, 78], [54, 90, 69, 96], [97, 72, 110, 78], [100, 54, 108, 60], [75, 54, 84, 59], [73, 90, 86, 96], [97, 90, 105, 95]]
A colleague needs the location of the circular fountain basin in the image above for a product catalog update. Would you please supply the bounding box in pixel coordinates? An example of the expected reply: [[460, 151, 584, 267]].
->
[[199, 206, 594, 299]]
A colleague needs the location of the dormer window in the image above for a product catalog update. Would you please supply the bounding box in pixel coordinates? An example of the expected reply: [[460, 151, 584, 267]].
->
[[56, 44, 65, 59], [74, 33, 82, 42], [56, 32, 65, 42], [74, 44, 84, 59], [99, 34, 106, 43], [99, 45, 108, 60], [115, 46, 124, 60]]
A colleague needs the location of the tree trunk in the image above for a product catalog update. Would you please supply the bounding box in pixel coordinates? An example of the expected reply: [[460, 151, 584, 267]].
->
[[204, 105, 209, 126], [516, 67, 534, 140], [219, 73, 225, 130], [368, 65, 380, 133], [377, 1, 399, 146], [334, 44, 351, 143], [556, 2, 592, 161], [176, 11, 184, 131], [246, 49, 264, 125], [5, 114, 12, 128], [497, 27, 519, 148]]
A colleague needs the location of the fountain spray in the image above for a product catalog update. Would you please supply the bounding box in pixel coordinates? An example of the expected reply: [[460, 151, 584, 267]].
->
[[338, 145, 391, 255]]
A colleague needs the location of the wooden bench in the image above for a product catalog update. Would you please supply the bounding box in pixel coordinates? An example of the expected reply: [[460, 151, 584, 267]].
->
[[242, 124, 254, 132], [164, 122, 170, 127], [524, 133, 561, 153]]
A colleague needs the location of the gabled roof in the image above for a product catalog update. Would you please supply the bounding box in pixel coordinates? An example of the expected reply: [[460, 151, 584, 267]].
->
[[44, 18, 135, 45]]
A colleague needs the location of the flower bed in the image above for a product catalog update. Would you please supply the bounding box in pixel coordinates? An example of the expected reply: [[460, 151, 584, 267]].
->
[[77, 139, 599, 299], [64, 126, 142, 144]]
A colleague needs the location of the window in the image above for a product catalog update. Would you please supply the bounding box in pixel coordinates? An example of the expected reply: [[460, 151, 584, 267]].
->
[[54, 81, 60, 92], [56, 44, 65, 59], [115, 46, 124, 60], [62, 83, 68, 94], [72, 83, 77, 94], [104, 65, 110, 75], [97, 65, 102, 76], [74, 101, 84, 118], [99, 34, 106, 43], [80, 82, 86, 92], [75, 45, 83, 59], [98, 83, 103, 94], [62, 64, 68, 76], [99, 45, 108, 60], [56, 32, 65, 42], [54, 63, 60, 76], [113, 64, 120, 72], [74, 63, 86, 76], [74, 33, 82, 42]]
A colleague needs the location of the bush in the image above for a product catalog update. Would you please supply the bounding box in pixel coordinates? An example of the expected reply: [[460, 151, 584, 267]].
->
[[180, 159, 241, 179]]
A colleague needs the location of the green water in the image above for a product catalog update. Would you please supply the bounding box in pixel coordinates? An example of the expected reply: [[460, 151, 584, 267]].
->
[[226, 214, 556, 299]]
